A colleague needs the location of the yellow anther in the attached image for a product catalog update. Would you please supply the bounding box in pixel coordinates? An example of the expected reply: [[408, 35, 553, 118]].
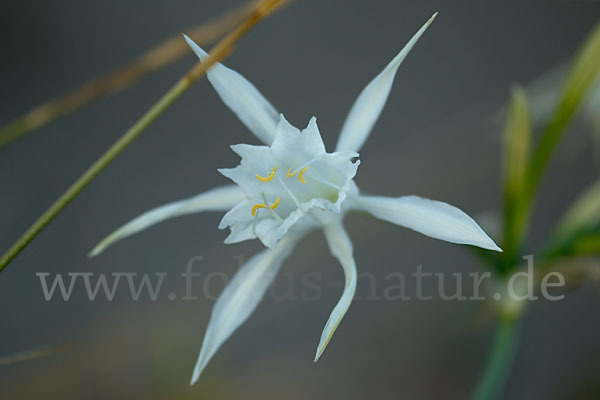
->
[[270, 196, 281, 209], [298, 166, 309, 183], [286, 168, 297, 178], [251, 203, 266, 216], [251, 197, 281, 216], [256, 166, 278, 182]]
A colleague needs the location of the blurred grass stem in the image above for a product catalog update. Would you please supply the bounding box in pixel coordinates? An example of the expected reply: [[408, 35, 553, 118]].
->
[[0, 343, 71, 366], [0, 1, 257, 148], [0, 0, 289, 274], [470, 313, 520, 400]]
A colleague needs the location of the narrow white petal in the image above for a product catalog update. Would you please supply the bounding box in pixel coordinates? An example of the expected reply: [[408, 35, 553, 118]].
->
[[89, 185, 245, 257], [184, 34, 279, 144], [190, 233, 300, 384], [354, 195, 502, 252], [335, 13, 437, 152], [315, 222, 357, 362]]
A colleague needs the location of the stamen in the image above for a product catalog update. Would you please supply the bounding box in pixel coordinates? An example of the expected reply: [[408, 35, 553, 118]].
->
[[296, 155, 320, 171], [286, 168, 297, 178], [298, 166, 309, 183], [270, 197, 281, 209], [250, 197, 280, 216], [252, 210, 260, 237], [277, 176, 301, 208], [287, 155, 320, 177], [256, 166, 278, 182], [311, 175, 342, 190], [261, 193, 283, 222], [251, 203, 267, 216]]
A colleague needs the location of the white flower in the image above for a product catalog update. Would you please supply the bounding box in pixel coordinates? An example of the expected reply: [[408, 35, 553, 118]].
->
[[90, 12, 501, 385], [218, 115, 360, 248]]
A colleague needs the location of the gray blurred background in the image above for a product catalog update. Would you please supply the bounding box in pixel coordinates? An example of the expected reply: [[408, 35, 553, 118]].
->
[[1, 0, 599, 399]]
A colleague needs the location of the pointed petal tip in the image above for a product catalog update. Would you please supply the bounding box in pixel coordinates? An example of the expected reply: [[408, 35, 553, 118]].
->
[[312, 322, 336, 363], [217, 167, 229, 176], [313, 343, 327, 362], [87, 240, 108, 258], [87, 248, 100, 258], [313, 223, 357, 365], [477, 229, 502, 252], [479, 237, 502, 252], [277, 113, 291, 126], [183, 33, 208, 60], [190, 360, 208, 385], [182, 33, 195, 47], [422, 12, 438, 31], [354, 195, 504, 253], [228, 144, 243, 155], [461, 225, 503, 252], [187, 236, 298, 386], [335, 12, 438, 153], [491, 242, 503, 252]]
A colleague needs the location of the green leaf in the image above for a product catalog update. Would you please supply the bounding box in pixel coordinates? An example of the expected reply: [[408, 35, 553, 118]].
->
[[544, 222, 600, 261], [503, 87, 531, 200], [527, 21, 600, 196], [544, 180, 600, 260], [572, 234, 600, 254], [554, 179, 600, 239], [502, 86, 531, 255]]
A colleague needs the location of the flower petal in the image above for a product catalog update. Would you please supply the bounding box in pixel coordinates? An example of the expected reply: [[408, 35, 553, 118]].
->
[[271, 115, 326, 157], [190, 233, 300, 384], [353, 195, 502, 251], [217, 116, 360, 249], [89, 185, 245, 257], [335, 13, 437, 153], [184, 34, 279, 144], [315, 222, 357, 361]]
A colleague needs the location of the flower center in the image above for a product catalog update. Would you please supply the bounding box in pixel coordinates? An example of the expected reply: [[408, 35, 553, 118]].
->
[[217, 117, 360, 248], [251, 163, 304, 218], [249, 156, 343, 225]]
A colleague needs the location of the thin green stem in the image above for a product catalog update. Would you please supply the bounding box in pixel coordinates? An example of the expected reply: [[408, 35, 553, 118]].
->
[[470, 314, 520, 400], [0, 0, 288, 274], [0, 118, 29, 147], [0, 342, 72, 366], [0, 79, 188, 273], [471, 19, 600, 400]]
